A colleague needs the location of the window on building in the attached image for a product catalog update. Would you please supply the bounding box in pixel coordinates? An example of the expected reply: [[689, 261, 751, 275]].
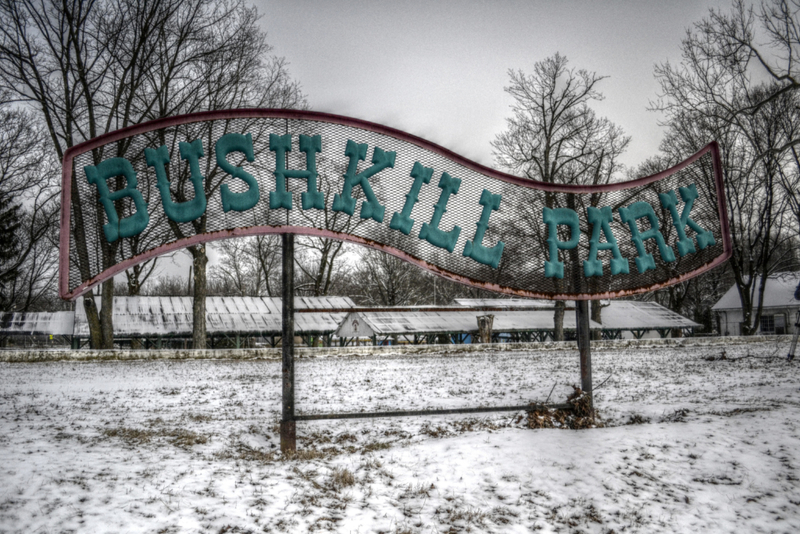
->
[[775, 314, 786, 335], [760, 314, 775, 334]]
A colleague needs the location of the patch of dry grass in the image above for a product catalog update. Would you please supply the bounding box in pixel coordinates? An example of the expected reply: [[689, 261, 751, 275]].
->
[[328, 467, 355, 489], [362, 440, 393, 453], [400, 482, 434, 498], [285, 448, 328, 461], [100, 426, 207, 448], [184, 412, 213, 423], [101, 427, 156, 444], [434, 504, 487, 529], [215, 440, 276, 463], [625, 413, 651, 425], [660, 408, 690, 423]]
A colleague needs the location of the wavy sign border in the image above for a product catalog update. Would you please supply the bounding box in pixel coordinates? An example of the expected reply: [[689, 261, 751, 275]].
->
[[59, 109, 731, 301]]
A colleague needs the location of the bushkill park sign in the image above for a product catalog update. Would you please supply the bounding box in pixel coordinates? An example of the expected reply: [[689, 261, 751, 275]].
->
[[59, 109, 731, 451], [59, 109, 730, 301]]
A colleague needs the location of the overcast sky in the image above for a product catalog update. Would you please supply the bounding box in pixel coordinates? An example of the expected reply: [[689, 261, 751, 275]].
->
[[255, 0, 731, 171]]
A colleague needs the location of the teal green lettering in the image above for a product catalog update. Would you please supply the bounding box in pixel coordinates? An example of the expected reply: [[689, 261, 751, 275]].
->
[[542, 207, 579, 279], [332, 140, 394, 222], [419, 172, 461, 252], [389, 162, 433, 235], [145, 142, 207, 223], [584, 206, 629, 277], [84, 157, 149, 242], [217, 133, 259, 212], [618, 201, 676, 273], [269, 133, 324, 210], [658, 184, 715, 257], [463, 190, 504, 269]]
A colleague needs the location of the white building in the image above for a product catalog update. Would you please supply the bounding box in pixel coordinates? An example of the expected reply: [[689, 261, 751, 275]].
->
[[712, 272, 800, 336]]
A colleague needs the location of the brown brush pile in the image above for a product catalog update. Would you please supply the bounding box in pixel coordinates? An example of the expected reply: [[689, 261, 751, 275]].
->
[[526, 386, 602, 430]]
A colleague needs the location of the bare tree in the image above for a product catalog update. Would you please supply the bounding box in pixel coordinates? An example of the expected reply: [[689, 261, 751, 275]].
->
[[0, 0, 179, 346], [294, 157, 366, 298], [141, 274, 191, 296], [652, 2, 800, 334], [492, 54, 629, 340], [352, 248, 426, 307], [210, 240, 259, 297], [654, 1, 800, 124], [0, 102, 60, 311], [151, 2, 305, 348], [209, 235, 280, 297], [657, 82, 793, 334], [0, 0, 305, 348]]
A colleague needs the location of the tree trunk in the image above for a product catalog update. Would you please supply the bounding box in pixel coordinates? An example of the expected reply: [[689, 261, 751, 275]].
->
[[558, 194, 579, 344], [590, 300, 603, 340], [477, 314, 494, 344], [83, 294, 103, 349], [735, 275, 761, 336], [128, 278, 142, 350], [191, 245, 208, 349], [100, 280, 114, 349], [553, 301, 565, 341]]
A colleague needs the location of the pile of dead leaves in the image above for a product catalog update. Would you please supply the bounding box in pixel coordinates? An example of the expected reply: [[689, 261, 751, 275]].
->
[[526, 386, 602, 430]]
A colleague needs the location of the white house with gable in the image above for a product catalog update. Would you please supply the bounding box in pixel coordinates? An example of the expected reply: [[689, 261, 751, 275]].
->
[[712, 272, 800, 336]]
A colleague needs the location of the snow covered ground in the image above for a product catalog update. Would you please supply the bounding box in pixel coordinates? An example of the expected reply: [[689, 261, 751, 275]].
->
[[1, 339, 799, 533]]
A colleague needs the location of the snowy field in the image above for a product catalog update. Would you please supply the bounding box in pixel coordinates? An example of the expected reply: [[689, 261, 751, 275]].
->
[[1, 340, 799, 533]]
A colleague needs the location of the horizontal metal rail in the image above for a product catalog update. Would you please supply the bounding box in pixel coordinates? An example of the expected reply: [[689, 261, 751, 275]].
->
[[294, 403, 571, 421], [295, 306, 570, 313]]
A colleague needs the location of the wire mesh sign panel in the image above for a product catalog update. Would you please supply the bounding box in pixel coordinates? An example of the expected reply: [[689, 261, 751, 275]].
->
[[59, 109, 730, 300]]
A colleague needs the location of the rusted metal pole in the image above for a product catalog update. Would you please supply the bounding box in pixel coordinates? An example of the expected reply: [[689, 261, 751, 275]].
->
[[576, 300, 593, 403], [280, 233, 296, 453]]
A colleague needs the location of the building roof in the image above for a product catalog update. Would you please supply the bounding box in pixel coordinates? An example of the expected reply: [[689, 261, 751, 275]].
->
[[1, 296, 698, 338], [711, 272, 800, 311], [294, 296, 358, 310], [453, 298, 698, 330], [335, 309, 601, 337], [71, 296, 355, 337], [597, 301, 700, 329], [0, 311, 75, 336], [453, 298, 557, 309]]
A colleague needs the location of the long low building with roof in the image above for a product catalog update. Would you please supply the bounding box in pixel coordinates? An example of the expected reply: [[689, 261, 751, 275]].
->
[[0, 311, 74, 336], [456, 298, 700, 340], [592, 300, 700, 339], [72, 296, 356, 348], [1, 295, 700, 348], [0, 311, 75, 348], [334, 307, 602, 345], [1, 296, 356, 349]]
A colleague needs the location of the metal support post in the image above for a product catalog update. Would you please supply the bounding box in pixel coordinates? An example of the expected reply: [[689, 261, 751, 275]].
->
[[576, 300, 593, 403], [280, 233, 296, 453]]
